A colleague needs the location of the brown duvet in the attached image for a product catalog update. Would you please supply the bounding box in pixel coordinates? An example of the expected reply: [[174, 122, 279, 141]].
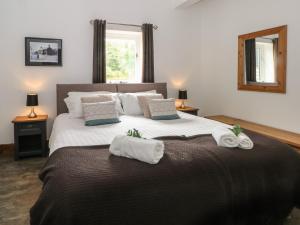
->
[[30, 131, 300, 225]]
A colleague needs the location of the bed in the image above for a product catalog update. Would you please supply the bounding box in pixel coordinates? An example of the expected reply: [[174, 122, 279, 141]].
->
[[30, 83, 300, 225]]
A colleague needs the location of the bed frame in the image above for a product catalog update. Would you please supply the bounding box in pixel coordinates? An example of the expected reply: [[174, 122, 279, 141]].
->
[[56, 83, 168, 115]]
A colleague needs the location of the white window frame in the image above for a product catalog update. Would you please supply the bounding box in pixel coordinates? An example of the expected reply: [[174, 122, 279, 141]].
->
[[106, 30, 143, 83]]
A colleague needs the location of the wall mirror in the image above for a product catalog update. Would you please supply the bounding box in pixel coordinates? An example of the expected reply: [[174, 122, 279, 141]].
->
[[238, 25, 287, 93]]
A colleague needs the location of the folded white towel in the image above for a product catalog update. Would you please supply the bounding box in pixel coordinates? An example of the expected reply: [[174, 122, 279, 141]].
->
[[109, 135, 164, 164], [212, 127, 239, 148], [238, 133, 254, 150]]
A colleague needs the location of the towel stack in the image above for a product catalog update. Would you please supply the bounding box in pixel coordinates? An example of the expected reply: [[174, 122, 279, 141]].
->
[[109, 135, 165, 164], [212, 127, 254, 149]]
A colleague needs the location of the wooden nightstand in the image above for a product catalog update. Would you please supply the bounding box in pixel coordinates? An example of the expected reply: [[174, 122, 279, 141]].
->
[[12, 115, 48, 160], [177, 106, 199, 116]]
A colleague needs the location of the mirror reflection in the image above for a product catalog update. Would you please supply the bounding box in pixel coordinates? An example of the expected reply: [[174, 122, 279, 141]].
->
[[238, 25, 287, 93], [245, 34, 279, 84]]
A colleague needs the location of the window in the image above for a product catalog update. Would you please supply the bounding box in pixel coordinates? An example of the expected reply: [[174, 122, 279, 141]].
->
[[106, 30, 142, 83]]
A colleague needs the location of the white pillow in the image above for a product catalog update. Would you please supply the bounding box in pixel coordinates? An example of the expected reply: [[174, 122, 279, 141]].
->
[[68, 91, 112, 97], [65, 91, 124, 118], [119, 90, 157, 115]]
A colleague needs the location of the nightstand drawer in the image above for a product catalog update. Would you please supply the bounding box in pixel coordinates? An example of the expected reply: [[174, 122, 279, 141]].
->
[[19, 128, 42, 136], [17, 122, 42, 130], [17, 122, 43, 136]]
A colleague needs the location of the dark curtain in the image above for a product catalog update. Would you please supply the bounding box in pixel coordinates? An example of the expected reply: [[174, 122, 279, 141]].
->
[[142, 23, 155, 83], [93, 20, 106, 83], [245, 39, 256, 82], [273, 38, 279, 80]]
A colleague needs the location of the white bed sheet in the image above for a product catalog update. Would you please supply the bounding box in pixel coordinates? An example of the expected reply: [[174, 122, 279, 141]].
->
[[49, 112, 229, 155]]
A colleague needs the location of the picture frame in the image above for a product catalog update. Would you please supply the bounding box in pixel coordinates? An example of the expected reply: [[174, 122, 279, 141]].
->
[[25, 37, 62, 66]]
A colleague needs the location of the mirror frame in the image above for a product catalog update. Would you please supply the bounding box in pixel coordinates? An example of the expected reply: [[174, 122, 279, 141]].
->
[[238, 25, 287, 93]]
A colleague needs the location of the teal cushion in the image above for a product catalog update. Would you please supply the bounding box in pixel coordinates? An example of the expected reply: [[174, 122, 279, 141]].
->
[[151, 114, 180, 120], [85, 118, 120, 126]]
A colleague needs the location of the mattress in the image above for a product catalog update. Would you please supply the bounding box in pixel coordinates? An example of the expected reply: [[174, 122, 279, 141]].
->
[[49, 111, 229, 155]]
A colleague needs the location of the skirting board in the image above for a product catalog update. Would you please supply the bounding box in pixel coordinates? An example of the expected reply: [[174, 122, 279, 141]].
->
[[0, 142, 50, 156], [0, 144, 14, 155]]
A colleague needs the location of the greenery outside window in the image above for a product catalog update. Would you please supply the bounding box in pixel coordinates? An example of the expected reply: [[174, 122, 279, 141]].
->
[[106, 30, 142, 83]]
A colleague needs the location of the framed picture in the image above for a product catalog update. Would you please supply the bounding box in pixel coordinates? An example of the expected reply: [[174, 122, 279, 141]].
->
[[25, 37, 62, 66]]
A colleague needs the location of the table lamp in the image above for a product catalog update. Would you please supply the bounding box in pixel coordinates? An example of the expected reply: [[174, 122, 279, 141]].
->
[[26, 93, 38, 118], [178, 90, 187, 109]]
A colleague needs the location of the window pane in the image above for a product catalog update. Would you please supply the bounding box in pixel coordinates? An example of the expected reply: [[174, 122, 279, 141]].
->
[[106, 39, 137, 82]]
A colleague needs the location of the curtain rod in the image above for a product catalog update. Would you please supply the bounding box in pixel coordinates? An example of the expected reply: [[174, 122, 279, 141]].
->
[[89, 20, 158, 30]]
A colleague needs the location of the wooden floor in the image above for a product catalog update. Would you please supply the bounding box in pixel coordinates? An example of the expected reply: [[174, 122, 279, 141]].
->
[[206, 115, 300, 151], [0, 149, 299, 225], [0, 151, 46, 225]]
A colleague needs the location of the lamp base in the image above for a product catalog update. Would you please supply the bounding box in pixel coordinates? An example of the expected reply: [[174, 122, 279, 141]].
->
[[28, 107, 37, 118], [180, 100, 186, 109]]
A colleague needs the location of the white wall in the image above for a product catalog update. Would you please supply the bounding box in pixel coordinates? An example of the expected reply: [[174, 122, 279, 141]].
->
[[195, 0, 300, 133], [0, 0, 201, 144], [2, 0, 299, 144]]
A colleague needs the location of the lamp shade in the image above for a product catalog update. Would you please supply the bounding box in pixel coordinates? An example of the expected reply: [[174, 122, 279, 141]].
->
[[26, 94, 38, 106], [178, 90, 187, 100]]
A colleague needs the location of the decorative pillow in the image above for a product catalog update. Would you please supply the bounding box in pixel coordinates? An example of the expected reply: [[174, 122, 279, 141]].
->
[[148, 99, 180, 120], [81, 95, 113, 103], [65, 92, 123, 118], [137, 94, 163, 118], [119, 90, 157, 115], [82, 101, 120, 126]]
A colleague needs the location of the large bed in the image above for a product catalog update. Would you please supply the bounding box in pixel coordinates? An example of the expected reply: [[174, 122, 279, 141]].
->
[[30, 83, 300, 225]]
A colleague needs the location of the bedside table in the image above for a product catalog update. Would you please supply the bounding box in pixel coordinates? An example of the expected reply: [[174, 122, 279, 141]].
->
[[12, 115, 48, 160], [177, 106, 199, 116]]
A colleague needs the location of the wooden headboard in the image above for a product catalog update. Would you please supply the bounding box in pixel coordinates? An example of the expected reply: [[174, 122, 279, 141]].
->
[[56, 83, 168, 115]]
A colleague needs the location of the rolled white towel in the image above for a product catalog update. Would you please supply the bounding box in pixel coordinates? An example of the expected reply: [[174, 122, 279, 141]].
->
[[212, 127, 239, 148], [109, 135, 164, 164], [238, 133, 254, 150]]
